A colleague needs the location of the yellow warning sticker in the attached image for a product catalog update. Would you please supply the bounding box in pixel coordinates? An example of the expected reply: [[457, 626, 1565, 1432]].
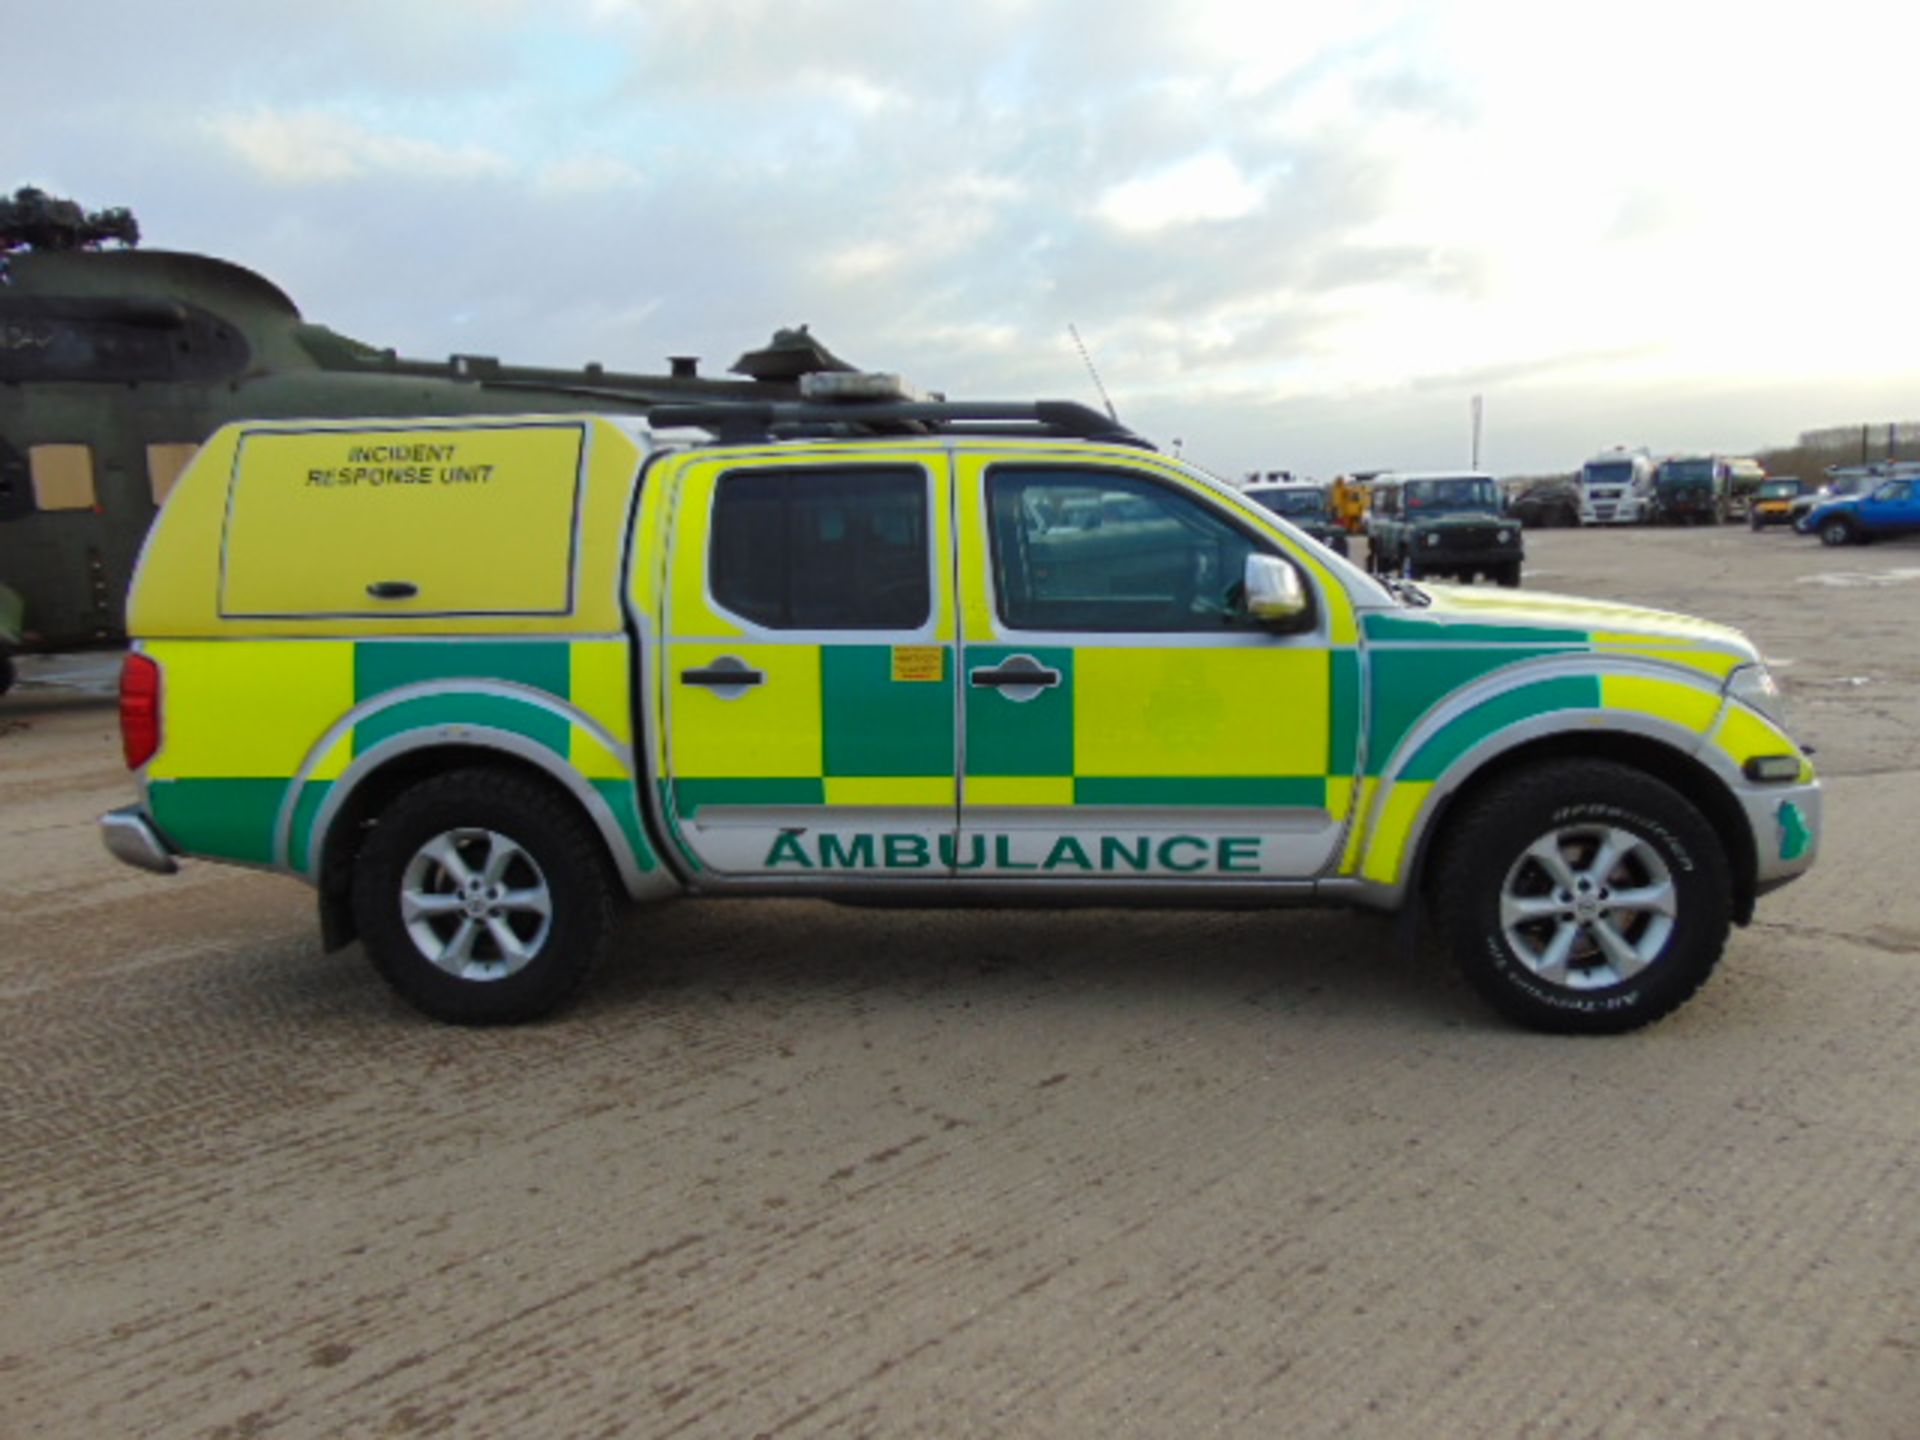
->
[[891, 646, 944, 683]]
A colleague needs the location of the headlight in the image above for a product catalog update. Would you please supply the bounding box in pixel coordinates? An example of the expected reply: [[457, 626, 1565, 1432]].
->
[[1726, 662, 1789, 730], [1424, 532, 1440, 547], [1497, 528, 1514, 544]]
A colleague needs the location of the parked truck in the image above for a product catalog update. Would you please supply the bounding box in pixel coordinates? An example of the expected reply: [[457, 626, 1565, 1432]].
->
[[1577, 448, 1656, 525]]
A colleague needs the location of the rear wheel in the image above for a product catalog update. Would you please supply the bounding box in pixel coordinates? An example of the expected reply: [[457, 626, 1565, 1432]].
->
[[1434, 760, 1731, 1033], [352, 767, 616, 1024]]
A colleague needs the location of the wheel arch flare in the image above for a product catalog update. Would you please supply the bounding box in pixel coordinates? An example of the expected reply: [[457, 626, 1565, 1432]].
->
[[1336, 652, 1767, 915]]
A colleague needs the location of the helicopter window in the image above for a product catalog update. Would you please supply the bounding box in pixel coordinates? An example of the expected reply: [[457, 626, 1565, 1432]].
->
[[147, 443, 198, 506], [30, 444, 97, 512]]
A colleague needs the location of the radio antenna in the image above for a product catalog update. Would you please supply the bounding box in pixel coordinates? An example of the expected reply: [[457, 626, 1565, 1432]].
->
[[1067, 323, 1118, 422]]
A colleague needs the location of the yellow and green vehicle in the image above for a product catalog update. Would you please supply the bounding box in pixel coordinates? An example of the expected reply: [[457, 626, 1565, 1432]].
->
[[102, 391, 1821, 1032]]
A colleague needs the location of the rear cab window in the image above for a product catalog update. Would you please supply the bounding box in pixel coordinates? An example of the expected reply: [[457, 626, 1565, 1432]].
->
[[710, 466, 930, 630]]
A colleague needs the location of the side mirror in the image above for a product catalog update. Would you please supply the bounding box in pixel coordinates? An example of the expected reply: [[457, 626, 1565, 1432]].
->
[[1244, 554, 1311, 628]]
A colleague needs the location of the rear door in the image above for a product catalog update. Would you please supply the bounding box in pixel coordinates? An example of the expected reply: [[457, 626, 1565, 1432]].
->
[[953, 456, 1352, 881], [659, 449, 959, 877]]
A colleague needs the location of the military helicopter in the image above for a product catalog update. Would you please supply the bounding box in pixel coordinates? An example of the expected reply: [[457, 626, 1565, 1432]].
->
[[0, 188, 861, 694]]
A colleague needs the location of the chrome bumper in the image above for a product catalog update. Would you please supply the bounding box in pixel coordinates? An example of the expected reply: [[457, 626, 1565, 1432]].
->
[[100, 806, 179, 875]]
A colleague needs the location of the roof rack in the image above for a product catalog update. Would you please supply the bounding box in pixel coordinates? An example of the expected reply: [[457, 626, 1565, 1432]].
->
[[641, 399, 1156, 450]]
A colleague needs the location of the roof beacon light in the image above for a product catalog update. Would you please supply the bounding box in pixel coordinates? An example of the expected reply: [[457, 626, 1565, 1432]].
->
[[799, 370, 926, 403]]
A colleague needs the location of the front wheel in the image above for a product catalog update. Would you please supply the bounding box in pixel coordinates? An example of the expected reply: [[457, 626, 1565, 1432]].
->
[[352, 767, 617, 1024], [1819, 517, 1856, 547], [1494, 560, 1522, 588], [1433, 760, 1731, 1033]]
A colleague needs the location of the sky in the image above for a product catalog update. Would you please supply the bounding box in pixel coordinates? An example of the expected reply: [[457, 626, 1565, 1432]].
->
[[7, 0, 1917, 478]]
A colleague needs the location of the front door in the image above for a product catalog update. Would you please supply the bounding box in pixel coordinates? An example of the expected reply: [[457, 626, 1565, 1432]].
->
[[660, 451, 959, 877], [954, 458, 1348, 881]]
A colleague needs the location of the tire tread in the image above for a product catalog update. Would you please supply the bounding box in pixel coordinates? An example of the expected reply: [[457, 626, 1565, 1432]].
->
[[1433, 759, 1731, 1034]]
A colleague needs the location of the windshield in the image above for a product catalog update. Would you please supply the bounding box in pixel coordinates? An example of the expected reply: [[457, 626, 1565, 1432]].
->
[[1405, 477, 1501, 512], [1582, 462, 1634, 486], [1759, 480, 1800, 499], [1663, 460, 1715, 484], [1249, 487, 1327, 519]]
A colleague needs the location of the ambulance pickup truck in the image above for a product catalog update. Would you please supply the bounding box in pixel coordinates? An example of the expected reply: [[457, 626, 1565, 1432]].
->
[[100, 394, 1821, 1033]]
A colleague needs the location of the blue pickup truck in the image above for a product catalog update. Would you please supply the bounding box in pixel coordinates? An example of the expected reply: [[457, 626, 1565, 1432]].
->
[[1802, 477, 1920, 546]]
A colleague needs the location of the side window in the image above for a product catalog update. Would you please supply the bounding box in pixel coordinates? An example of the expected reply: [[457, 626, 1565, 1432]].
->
[[710, 466, 929, 630], [988, 467, 1274, 633]]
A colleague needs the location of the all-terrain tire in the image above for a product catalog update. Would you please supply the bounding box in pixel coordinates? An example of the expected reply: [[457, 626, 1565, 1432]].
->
[[352, 767, 617, 1024], [1433, 760, 1732, 1034], [1495, 561, 1522, 588]]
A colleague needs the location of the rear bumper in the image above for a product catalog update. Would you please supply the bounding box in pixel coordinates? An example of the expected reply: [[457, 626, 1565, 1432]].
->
[[101, 806, 179, 875]]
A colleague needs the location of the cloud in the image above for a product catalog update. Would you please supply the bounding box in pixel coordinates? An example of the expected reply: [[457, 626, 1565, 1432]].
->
[[1095, 153, 1267, 234], [536, 155, 649, 194], [7, 0, 1920, 478], [205, 109, 512, 185]]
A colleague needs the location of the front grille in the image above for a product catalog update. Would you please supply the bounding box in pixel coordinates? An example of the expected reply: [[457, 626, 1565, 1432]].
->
[[1439, 524, 1498, 549]]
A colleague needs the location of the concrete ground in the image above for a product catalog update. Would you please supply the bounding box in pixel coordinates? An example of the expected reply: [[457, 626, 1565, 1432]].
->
[[2, 525, 1916, 1438]]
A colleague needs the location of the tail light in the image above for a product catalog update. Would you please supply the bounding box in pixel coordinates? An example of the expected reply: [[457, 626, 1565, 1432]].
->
[[120, 652, 162, 770]]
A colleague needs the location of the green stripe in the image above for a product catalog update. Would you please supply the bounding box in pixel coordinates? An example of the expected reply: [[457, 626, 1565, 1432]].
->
[[354, 640, 571, 703], [674, 778, 825, 816], [148, 778, 287, 865], [1366, 648, 1567, 775], [1364, 615, 1589, 645], [1074, 776, 1327, 808], [1328, 648, 1360, 776], [590, 779, 657, 873], [1399, 677, 1603, 782], [355, 693, 570, 757], [288, 779, 332, 872], [656, 778, 703, 873]]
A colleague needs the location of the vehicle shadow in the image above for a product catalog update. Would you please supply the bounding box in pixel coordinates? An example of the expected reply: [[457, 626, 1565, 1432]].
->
[[582, 896, 1487, 1035]]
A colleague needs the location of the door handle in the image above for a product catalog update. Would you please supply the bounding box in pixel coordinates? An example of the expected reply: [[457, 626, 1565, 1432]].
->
[[970, 661, 1061, 689], [681, 661, 766, 688], [365, 580, 418, 600]]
